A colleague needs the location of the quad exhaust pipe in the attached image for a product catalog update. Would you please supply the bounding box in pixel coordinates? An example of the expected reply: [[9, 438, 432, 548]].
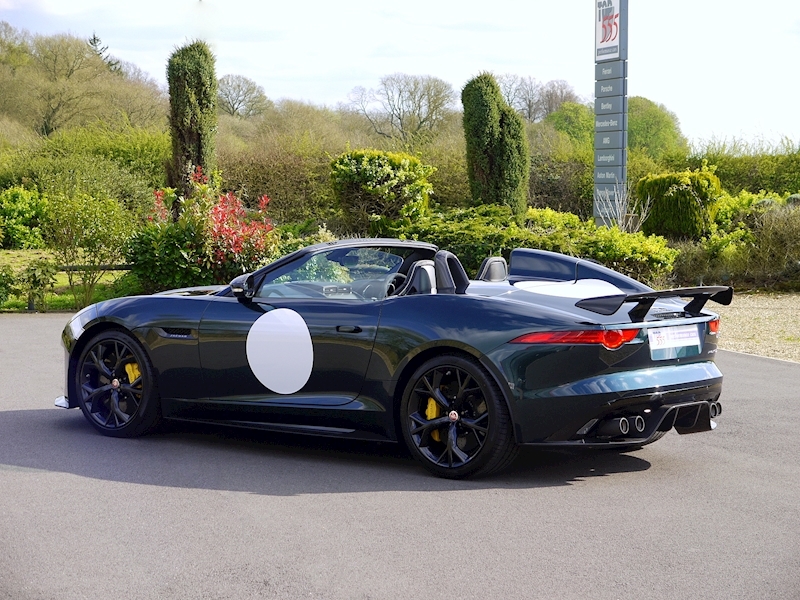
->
[[709, 401, 722, 418], [595, 414, 647, 438]]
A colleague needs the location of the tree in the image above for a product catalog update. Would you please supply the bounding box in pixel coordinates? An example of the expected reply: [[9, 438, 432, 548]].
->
[[537, 80, 581, 118], [44, 192, 130, 308], [166, 40, 217, 214], [544, 101, 594, 148], [1, 25, 165, 133], [628, 96, 688, 160], [87, 32, 120, 73], [349, 73, 455, 148], [105, 61, 167, 128], [496, 76, 579, 123], [217, 74, 270, 118], [27, 33, 108, 135], [462, 73, 529, 220], [511, 76, 544, 122]]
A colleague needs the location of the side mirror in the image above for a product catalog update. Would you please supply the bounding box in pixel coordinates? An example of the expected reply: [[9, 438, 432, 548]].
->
[[230, 273, 255, 300]]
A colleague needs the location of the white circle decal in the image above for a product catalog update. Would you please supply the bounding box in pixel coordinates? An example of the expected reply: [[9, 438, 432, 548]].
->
[[245, 308, 314, 394]]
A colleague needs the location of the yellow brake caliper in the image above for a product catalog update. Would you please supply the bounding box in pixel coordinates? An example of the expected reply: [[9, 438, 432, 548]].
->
[[124, 362, 142, 386], [426, 398, 441, 442]]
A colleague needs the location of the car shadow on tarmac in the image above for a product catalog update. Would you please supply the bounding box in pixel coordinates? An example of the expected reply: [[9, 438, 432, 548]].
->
[[0, 408, 651, 495]]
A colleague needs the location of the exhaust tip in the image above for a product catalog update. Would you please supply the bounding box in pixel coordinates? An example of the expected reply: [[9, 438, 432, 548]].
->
[[596, 416, 629, 437], [709, 401, 719, 418], [631, 414, 646, 434]]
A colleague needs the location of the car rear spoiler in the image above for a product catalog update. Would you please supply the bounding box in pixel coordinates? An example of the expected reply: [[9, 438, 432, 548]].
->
[[575, 286, 734, 321]]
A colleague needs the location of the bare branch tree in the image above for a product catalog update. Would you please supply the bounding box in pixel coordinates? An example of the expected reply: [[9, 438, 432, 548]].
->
[[496, 76, 576, 123], [218, 74, 271, 118], [538, 79, 581, 119], [349, 73, 455, 148], [29, 34, 106, 135], [513, 76, 544, 122]]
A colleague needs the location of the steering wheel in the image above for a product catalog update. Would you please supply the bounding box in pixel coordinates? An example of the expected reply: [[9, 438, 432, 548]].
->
[[385, 272, 407, 297]]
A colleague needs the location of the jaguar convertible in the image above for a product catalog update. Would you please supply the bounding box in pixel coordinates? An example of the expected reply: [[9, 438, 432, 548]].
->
[[56, 239, 732, 478]]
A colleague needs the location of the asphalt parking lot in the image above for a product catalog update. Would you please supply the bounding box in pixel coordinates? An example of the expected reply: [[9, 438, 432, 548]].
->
[[1, 313, 799, 600]]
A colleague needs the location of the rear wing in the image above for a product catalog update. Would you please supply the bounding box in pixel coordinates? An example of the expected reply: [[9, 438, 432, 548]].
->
[[575, 286, 734, 321]]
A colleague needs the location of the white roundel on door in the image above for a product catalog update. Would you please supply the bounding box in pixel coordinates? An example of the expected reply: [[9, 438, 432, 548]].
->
[[245, 308, 314, 394]]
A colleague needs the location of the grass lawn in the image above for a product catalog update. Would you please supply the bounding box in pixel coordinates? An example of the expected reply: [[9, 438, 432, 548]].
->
[[0, 249, 139, 312]]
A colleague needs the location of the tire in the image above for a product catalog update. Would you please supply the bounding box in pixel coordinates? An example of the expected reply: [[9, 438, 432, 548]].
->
[[75, 330, 161, 438], [400, 354, 519, 479]]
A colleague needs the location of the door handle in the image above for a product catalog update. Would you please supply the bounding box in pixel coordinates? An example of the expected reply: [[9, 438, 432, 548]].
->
[[336, 325, 363, 333]]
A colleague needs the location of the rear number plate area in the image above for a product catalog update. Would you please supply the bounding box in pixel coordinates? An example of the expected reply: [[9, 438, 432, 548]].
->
[[648, 324, 701, 360]]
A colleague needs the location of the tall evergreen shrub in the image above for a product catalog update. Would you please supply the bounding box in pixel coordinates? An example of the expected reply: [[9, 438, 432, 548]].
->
[[636, 166, 722, 240], [461, 73, 529, 221], [166, 41, 218, 216]]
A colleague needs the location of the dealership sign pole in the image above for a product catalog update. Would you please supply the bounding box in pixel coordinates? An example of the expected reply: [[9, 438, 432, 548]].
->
[[594, 0, 628, 226]]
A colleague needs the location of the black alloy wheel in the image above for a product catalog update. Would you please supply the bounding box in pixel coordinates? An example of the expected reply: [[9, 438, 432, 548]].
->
[[400, 355, 518, 479], [75, 330, 160, 438]]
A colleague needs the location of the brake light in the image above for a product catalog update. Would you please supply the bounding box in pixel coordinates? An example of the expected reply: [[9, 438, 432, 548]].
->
[[708, 318, 720, 334], [510, 329, 640, 350]]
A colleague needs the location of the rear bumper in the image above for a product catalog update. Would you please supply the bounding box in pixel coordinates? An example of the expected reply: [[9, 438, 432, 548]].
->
[[522, 399, 719, 448], [509, 361, 723, 444]]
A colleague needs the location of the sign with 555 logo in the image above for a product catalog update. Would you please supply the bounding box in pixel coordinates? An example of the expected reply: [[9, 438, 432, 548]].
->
[[596, 0, 627, 61]]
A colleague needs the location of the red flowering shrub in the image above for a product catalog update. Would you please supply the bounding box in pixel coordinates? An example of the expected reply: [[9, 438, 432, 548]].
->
[[208, 192, 275, 281], [128, 180, 278, 291]]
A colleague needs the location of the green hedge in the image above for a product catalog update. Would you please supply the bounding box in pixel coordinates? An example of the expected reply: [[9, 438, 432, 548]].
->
[[396, 204, 677, 285], [681, 141, 800, 195]]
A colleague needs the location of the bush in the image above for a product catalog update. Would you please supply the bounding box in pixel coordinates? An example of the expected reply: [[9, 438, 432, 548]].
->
[[710, 189, 785, 232], [219, 136, 335, 225], [0, 187, 47, 249], [45, 193, 131, 308], [127, 185, 279, 292], [271, 224, 338, 258], [127, 213, 212, 293], [637, 165, 722, 240], [744, 204, 800, 286], [671, 230, 750, 287], [208, 192, 277, 282], [395, 204, 676, 285], [0, 264, 14, 304], [672, 203, 800, 288], [331, 149, 434, 234], [16, 258, 58, 311], [42, 125, 170, 189], [0, 152, 154, 216]]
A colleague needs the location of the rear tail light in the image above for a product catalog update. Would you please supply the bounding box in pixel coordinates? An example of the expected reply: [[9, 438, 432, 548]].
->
[[510, 328, 640, 350], [708, 318, 720, 335]]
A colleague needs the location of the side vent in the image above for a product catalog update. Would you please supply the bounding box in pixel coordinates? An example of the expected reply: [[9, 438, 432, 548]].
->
[[160, 327, 193, 338]]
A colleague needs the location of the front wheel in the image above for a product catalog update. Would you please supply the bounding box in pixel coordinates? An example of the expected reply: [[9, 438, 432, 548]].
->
[[400, 355, 518, 479], [75, 330, 161, 438]]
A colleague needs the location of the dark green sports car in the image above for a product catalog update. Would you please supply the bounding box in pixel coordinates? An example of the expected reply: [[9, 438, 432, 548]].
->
[[56, 239, 732, 478]]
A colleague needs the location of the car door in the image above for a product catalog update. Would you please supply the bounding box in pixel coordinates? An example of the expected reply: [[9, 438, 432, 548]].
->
[[197, 247, 400, 407]]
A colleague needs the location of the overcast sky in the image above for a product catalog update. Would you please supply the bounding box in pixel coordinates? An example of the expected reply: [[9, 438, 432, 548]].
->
[[3, 0, 800, 146]]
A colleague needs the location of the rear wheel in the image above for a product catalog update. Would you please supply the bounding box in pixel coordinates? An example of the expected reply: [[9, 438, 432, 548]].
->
[[75, 330, 160, 438], [400, 355, 518, 479]]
